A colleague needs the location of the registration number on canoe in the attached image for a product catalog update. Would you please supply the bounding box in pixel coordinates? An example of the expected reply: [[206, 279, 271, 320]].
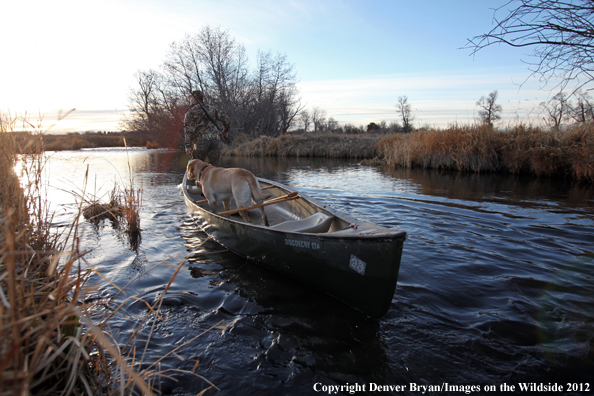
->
[[285, 238, 320, 250]]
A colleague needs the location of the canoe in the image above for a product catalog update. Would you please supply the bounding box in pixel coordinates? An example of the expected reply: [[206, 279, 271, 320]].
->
[[182, 172, 406, 318]]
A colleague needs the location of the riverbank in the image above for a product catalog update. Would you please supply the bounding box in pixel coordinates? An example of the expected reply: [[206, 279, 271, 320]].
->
[[378, 124, 593, 183], [222, 125, 594, 183], [222, 133, 379, 158], [0, 131, 192, 394], [10, 131, 149, 152], [0, 131, 104, 393], [12, 123, 594, 183]]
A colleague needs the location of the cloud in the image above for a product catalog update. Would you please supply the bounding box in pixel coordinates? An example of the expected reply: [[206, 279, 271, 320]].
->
[[297, 70, 549, 127]]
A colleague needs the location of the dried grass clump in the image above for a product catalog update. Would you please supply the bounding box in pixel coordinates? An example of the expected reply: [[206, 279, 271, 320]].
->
[[44, 134, 85, 151], [83, 185, 123, 224], [378, 123, 594, 182], [378, 124, 500, 172], [0, 210, 103, 394], [121, 140, 143, 239], [120, 183, 142, 237], [82, 202, 121, 223], [222, 132, 381, 158], [569, 142, 594, 182], [80, 144, 143, 248]]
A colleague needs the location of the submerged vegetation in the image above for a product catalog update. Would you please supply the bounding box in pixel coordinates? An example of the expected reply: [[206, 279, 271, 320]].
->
[[81, 181, 143, 249]]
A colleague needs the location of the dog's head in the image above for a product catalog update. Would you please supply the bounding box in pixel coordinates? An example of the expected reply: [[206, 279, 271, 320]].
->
[[187, 159, 208, 180]]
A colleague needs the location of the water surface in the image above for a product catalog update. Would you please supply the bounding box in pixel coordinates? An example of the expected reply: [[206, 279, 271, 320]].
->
[[43, 148, 594, 395]]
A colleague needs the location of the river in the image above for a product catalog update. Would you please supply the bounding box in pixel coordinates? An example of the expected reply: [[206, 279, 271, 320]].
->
[[41, 147, 593, 395]]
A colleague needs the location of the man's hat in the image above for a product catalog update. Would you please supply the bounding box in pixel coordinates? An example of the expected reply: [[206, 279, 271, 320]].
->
[[191, 90, 204, 100]]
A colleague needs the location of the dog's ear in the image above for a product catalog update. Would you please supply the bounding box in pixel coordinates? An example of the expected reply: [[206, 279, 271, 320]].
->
[[187, 160, 196, 179]]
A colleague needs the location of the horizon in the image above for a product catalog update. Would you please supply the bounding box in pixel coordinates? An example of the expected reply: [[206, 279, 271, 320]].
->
[[2, 0, 588, 133]]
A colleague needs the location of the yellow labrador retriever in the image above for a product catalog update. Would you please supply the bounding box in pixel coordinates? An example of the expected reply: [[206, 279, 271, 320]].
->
[[187, 159, 271, 226]]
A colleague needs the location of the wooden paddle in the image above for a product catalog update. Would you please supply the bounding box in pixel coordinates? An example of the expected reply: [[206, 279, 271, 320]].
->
[[218, 192, 300, 216], [194, 184, 276, 205]]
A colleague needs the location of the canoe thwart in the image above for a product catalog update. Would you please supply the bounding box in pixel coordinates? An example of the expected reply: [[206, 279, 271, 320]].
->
[[218, 193, 300, 216]]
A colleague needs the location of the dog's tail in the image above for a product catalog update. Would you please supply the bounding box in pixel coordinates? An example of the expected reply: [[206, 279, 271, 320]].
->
[[248, 176, 272, 202]]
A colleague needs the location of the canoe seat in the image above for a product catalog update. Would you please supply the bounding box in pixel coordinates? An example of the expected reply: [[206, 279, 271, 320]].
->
[[269, 212, 334, 233]]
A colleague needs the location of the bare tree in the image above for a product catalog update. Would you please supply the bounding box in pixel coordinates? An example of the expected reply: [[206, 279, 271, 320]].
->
[[468, 0, 594, 91], [476, 90, 503, 126], [123, 70, 160, 135], [570, 89, 594, 123], [162, 34, 208, 97], [343, 123, 364, 134], [277, 88, 304, 135], [121, 69, 187, 146], [388, 121, 401, 132], [312, 107, 327, 132], [396, 96, 414, 132], [327, 117, 339, 132], [251, 50, 301, 136], [196, 26, 252, 128], [126, 26, 303, 140], [299, 109, 311, 132], [540, 91, 571, 129]]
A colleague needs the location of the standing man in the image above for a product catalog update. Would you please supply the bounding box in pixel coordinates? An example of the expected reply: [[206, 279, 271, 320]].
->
[[184, 90, 230, 166]]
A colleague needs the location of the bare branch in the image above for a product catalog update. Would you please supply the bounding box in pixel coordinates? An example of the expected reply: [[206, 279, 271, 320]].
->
[[467, 0, 594, 92]]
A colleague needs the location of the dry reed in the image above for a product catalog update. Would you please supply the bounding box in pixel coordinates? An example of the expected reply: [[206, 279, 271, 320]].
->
[[221, 125, 593, 182], [377, 123, 594, 182], [1, 112, 216, 395], [1, 115, 104, 394], [222, 132, 380, 158]]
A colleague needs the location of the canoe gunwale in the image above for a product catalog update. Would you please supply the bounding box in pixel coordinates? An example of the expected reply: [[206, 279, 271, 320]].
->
[[184, 174, 406, 241]]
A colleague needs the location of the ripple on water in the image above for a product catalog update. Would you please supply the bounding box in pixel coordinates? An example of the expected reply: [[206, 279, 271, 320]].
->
[[44, 151, 594, 393]]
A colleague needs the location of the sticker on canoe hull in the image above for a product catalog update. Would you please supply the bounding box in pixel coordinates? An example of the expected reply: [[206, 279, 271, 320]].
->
[[349, 255, 367, 275]]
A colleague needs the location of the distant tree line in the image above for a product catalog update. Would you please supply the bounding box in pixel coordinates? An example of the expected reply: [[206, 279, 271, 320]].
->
[[475, 88, 594, 130], [297, 88, 594, 134], [292, 95, 417, 134], [122, 26, 303, 147]]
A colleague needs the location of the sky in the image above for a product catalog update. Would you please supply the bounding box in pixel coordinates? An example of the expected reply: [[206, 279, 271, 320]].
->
[[0, 0, 580, 132]]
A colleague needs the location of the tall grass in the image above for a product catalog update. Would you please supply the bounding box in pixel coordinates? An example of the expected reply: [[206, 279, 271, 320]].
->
[[1, 112, 215, 394], [377, 123, 594, 182], [1, 114, 103, 394], [221, 125, 592, 182], [223, 132, 379, 158]]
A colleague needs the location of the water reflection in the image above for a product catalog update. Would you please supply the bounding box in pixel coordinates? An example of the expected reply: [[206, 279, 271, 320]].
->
[[223, 156, 594, 212], [378, 165, 594, 210]]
